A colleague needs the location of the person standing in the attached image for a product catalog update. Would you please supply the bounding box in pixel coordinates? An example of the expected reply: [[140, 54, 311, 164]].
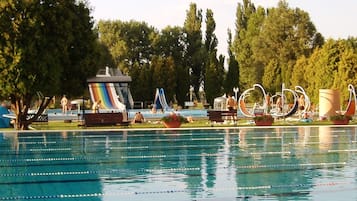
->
[[226, 94, 236, 111], [226, 94, 237, 121], [298, 95, 305, 118], [276, 97, 282, 113], [92, 100, 101, 113], [60, 95, 68, 114]]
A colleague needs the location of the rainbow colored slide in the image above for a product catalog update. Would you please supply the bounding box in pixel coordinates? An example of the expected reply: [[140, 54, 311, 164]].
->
[[88, 83, 125, 110]]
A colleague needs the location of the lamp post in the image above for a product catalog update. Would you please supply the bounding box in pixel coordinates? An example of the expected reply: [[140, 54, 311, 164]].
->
[[233, 87, 239, 120], [189, 86, 194, 102], [233, 87, 239, 100]]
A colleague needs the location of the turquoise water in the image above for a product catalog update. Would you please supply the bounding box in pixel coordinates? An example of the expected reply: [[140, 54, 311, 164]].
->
[[0, 126, 357, 200], [47, 109, 209, 121]]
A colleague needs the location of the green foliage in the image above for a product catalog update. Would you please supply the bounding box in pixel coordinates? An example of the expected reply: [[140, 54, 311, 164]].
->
[[205, 51, 224, 105], [161, 113, 188, 123], [232, 1, 263, 90], [97, 20, 156, 73], [0, 0, 100, 129], [232, 0, 322, 94], [183, 3, 204, 97], [262, 59, 281, 92], [151, 56, 177, 102], [300, 39, 357, 104], [224, 29, 239, 94], [96, 3, 224, 106], [290, 56, 309, 88], [152, 26, 188, 106], [329, 114, 352, 121], [253, 114, 274, 122], [255, 1, 322, 90]]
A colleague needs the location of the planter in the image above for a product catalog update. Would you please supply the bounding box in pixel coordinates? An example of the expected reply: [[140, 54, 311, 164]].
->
[[254, 120, 273, 126], [332, 119, 349, 125], [163, 121, 182, 128]]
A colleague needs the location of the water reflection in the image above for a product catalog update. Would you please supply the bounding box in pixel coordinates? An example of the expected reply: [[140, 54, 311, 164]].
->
[[319, 127, 333, 150], [0, 127, 356, 200]]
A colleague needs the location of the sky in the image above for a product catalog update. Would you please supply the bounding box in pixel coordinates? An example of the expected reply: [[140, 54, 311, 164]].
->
[[88, 0, 357, 58]]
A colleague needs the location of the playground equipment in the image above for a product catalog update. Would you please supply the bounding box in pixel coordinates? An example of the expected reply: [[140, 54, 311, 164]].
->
[[0, 106, 10, 128], [238, 83, 302, 118], [343, 84, 356, 116], [153, 88, 170, 111], [271, 84, 299, 118], [238, 84, 268, 118]]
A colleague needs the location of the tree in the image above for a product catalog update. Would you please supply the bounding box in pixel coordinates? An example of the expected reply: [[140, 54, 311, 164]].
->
[[224, 29, 239, 94], [205, 50, 221, 105], [254, 0, 323, 91], [183, 3, 204, 98], [152, 26, 188, 106], [303, 39, 357, 103], [232, 0, 259, 90], [97, 20, 156, 72], [203, 8, 222, 104], [290, 55, 309, 88], [151, 55, 177, 103], [97, 20, 158, 101], [0, 0, 100, 129]]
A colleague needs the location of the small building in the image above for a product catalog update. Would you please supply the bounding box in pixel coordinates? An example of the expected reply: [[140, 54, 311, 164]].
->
[[213, 95, 227, 110]]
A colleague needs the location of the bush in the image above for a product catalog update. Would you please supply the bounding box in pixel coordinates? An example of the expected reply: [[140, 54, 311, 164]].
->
[[161, 113, 188, 123]]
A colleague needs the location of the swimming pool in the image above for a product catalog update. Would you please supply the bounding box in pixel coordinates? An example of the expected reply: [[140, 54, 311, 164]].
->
[[47, 109, 209, 121], [0, 126, 356, 200]]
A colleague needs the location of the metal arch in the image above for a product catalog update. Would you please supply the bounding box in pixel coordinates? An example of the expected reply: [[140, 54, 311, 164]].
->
[[271, 85, 299, 118], [344, 84, 357, 116], [253, 84, 268, 112], [348, 84, 356, 103], [238, 84, 268, 118]]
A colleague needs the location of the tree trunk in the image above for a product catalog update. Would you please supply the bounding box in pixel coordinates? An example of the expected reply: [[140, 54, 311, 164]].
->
[[11, 95, 53, 130]]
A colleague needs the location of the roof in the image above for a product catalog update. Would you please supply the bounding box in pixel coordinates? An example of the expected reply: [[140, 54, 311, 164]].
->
[[87, 76, 132, 83], [87, 67, 132, 83]]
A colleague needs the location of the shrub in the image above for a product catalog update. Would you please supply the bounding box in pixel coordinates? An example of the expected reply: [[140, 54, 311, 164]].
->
[[253, 114, 274, 121], [161, 113, 188, 123]]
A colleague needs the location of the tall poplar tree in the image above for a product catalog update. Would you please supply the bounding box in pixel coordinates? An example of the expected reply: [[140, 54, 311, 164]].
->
[[183, 3, 204, 98], [203, 9, 222, 104], [232, 0, 257, 90], [224, 29, 239, 94], [152, 26, 188, 106]]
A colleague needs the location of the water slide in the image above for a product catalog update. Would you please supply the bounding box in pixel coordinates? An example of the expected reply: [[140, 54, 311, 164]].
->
[[0, 106, 11, 128], [88, 83, 126, 110], [154, 88, 170, 111]]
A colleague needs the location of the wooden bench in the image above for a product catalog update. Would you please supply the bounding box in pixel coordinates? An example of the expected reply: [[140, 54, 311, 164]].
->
[[207, 110, 237, 126], [83, 112, 129, 127]]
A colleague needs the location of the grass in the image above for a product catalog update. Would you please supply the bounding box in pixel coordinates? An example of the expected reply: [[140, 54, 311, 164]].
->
[[0, 117, 351, 131]]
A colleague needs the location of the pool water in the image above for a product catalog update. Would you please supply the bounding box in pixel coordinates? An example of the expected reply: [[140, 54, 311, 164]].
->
[[1, 126, 357, 200], [47, 109, 209, 121]]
